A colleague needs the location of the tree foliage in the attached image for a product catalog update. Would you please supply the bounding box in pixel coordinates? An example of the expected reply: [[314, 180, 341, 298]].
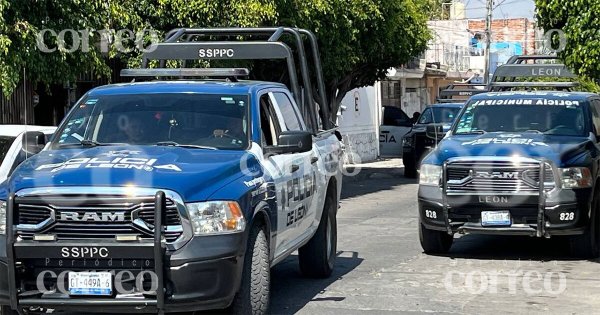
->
[[422, 0, 454, 20], [275, 0, 431, 119], [1, 0, 431, 124], [0, 1, 146, 96], [536, 0, 600, 87]]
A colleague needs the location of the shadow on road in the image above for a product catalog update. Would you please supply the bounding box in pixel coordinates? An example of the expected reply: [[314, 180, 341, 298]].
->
[[435, 234, 588, 262], [342, 166, 417, 200], [269, 251, 363, 314]]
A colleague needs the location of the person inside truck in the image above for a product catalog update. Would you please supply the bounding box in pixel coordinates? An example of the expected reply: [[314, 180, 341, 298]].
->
[[411, 112, 421, 124], [545, 107, 585, 136], [122, 116, 147, 143]]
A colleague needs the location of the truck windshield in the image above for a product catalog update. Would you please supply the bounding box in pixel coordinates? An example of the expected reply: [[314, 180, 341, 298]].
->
[[418, 107, 460, 124], [454, 98, 589, 136], [0, 136, 15, 165], [53, 93, 250, 150]]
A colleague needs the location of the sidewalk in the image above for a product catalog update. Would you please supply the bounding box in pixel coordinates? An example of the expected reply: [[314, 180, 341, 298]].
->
[[343, 158, 405, 182]]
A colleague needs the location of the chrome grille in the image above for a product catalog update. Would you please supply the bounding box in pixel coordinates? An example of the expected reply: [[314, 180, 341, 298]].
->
[[446, 159, 555, 194], [17, 204, 53, 225], [16, 194, 183, 242]]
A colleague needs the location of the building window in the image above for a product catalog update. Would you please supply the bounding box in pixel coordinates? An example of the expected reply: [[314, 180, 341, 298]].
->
[[394, 82, 402, 99]]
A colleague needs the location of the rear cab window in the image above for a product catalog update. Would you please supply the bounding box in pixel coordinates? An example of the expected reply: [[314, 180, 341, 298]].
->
[[383, 106, 411, 126], [0, 136, 15, 166], [270, 92, 306, 131]]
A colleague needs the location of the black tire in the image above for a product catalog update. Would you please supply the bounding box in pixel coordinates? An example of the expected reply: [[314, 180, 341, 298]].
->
[[570, 190, 600, 258], [231, 225, 270, 315], [419, 222, 453, 254], [403, 155, 417, 178], [299, 193, 337, 278], [1, 306, 18, 315]]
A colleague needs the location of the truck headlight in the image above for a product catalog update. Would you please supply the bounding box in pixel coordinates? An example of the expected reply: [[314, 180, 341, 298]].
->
[[419, 164, 442, 186], [559, 167, 592, 188], [0, 200, 6, 235], [186, 201, 246, 235]]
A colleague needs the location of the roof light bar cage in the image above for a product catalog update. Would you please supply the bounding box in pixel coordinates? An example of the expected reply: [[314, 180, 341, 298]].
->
[[489, 55, 578, 92], [120, 27, 332, 132], [437, 83, 488, 103]]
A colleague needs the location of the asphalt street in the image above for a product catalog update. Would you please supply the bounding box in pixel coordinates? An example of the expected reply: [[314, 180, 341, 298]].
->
[[269, 159, 600, 315]]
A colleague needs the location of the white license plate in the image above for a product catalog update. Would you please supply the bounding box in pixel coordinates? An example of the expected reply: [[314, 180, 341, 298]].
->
[[481, 210, 511, 226], [68, 272, 112, 296]]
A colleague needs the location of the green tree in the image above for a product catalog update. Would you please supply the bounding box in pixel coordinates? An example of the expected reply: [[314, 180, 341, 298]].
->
[[140, 0, 431, 122], [0, 0, 278, 96], [2, 0, 431, 125], [274, 0, 431, 121], [0, 1, 145, 96], [536, 0, 600, 88], [423, 0, 453, 20]]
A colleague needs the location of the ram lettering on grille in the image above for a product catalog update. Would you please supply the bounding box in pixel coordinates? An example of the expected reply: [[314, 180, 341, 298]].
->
[[472, 171, 520, 179]]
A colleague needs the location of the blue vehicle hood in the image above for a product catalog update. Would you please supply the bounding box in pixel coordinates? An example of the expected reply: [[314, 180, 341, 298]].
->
[[9, 146, 259, 202], [422, 133, 594, 167]]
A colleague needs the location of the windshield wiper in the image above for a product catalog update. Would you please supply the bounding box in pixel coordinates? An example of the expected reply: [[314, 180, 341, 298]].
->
[[455, 129, 487, 135], [155, 141, 217, 150], [80, 140, 123, 147]]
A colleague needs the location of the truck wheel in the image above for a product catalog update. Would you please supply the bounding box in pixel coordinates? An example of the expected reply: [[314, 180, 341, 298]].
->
[[419, 222, 453, 254], [231, 225, 270, 315], [299, 193, 337, 278], [403, 156, 417, 178], [0, 306, 18, 315], [570, 191, 600, 258]]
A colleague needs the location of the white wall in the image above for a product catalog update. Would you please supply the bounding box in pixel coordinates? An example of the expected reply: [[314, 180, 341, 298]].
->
[[336, 84, 381, 164]]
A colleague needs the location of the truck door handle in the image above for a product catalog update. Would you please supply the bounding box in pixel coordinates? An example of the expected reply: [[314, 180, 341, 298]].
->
[[311, 156, 319, 164], [291, 164, 300, 173]]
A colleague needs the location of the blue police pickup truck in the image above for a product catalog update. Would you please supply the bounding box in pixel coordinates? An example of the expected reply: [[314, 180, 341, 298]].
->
[[418, 91, 600, 257], [0, 28, 343, 314]]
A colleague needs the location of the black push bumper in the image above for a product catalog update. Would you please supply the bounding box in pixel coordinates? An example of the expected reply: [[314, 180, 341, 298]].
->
[[0, 192, 245, 314], [418, 163, 592, 238]]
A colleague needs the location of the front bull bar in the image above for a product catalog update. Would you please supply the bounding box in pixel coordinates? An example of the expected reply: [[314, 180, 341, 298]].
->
[[441, 159, 550, 237], [5, 191, 169, 314]]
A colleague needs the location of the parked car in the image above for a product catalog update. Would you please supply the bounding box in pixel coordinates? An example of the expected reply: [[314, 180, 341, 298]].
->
[[0, 125, 56, 184], [401, 103, 463, 178], [379, 106, 413, 157], [0, 27, 342, 315]]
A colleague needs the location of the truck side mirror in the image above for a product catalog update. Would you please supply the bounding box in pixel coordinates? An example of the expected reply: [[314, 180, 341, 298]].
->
[[22, 131, 47, 155], [425, 124, 446, 140], [264, 131, 313, 155]]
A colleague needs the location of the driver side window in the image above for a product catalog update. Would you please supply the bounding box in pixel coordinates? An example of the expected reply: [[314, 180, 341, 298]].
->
[[590, 99, 600, 136], [259, 94, 281, 147]]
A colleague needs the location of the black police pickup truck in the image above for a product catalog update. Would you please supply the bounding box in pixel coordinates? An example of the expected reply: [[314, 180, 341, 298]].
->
[[402, 103, 463, 178], [418, 90, 600, 257]]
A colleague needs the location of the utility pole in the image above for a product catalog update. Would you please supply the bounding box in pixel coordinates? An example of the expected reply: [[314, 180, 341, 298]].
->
[[483, 0, 493, 84]]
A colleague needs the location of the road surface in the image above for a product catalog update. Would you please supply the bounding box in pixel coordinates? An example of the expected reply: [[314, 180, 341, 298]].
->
[[270, 159, 600, 315]]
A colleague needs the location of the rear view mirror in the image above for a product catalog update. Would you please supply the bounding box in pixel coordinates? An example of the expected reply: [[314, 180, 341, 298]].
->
[[22, 131, 47, 155], [426, 124, 445, 140]]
